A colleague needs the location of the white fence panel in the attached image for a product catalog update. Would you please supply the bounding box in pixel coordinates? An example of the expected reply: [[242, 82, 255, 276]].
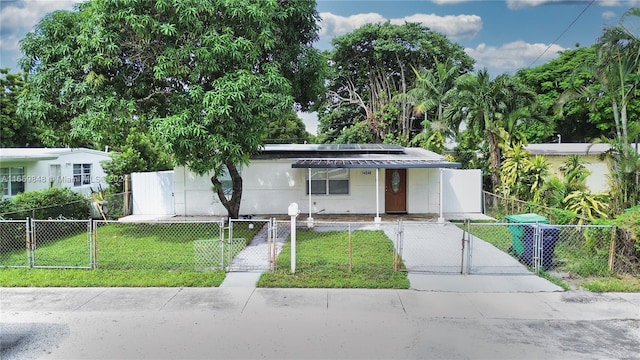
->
[[131, 171, 175, 215], [442, 169, 482, 214]]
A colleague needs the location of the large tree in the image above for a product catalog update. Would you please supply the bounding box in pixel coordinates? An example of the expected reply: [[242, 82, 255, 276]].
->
[[446, 70, 536, 192], [317, 22, 473, 144], [18, 0, 324, 218], [1, 69, 42, 147], [516, 47, 619, 143]]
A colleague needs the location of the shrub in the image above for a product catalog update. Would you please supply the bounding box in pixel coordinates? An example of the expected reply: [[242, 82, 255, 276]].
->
[[0, 187, 90, 220]]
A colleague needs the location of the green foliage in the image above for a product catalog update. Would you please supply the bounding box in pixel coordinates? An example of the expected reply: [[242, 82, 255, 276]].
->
[[265, 110, 310, 144], [19, 0, 324, 219], [546, 208, 578, 225], [0, 187, 89, 220], [447, 71, 537, 192], [1, 69, 42, 147], [563, 190, 610, 224], [318, 22, 473, 144], [517, 46, 612, 143], [334, 121, 373, 144], [100, 128, 172, 192]]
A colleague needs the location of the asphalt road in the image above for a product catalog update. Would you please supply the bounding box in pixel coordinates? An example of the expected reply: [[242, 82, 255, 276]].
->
[[2, 287, 639, 359]]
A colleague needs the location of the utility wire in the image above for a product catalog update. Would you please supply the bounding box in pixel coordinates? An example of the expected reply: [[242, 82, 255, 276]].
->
[[527, 0, 596, 68]]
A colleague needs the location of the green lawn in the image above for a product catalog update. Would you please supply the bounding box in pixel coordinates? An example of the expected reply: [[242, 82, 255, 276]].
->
[[0, 268, 224, 287], [258, 229, 409, 289], [0, 221, 261, 287]]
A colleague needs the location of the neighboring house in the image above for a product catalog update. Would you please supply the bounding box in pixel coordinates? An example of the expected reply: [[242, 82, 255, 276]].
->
[[0, 148, 111, 198], [174, 144, 484, 220], [524, 143, 639, 193]]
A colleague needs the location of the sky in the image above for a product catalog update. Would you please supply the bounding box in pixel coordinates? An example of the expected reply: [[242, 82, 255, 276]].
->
[[1, 0, 639, 134]]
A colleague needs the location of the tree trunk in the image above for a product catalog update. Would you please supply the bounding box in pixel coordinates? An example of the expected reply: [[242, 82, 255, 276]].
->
[[210, 161, 243, 219], [487, 130, 501, 192]]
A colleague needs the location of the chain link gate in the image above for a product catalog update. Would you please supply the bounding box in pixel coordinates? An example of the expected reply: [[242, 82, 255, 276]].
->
[[396, 220, 467, 273], [464, 222, 616, 275], [1, 218, 92, 269], [227, 218, 277, 271]]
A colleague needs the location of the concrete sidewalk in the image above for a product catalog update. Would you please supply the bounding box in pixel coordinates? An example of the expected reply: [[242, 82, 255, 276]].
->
[[2, 287, 639, 359]]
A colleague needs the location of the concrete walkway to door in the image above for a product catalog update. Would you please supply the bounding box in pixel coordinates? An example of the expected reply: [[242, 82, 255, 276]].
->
[[381, 220, 563, 292], [222, 218, 563, 292]]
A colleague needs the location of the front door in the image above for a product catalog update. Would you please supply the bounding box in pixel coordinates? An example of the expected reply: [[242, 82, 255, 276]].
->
[[385, 169, 406, 213]]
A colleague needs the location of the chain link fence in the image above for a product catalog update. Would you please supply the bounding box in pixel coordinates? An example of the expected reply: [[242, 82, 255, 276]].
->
[[93, 220, 224, 271], [1, 218, 637, 282], [272, 220, 400, 274], [0, 219, 29, 267], [465, 222, 620, 276]]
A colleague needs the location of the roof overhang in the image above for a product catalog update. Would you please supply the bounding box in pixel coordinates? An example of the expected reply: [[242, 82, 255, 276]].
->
[[292, 159, 461, 169]]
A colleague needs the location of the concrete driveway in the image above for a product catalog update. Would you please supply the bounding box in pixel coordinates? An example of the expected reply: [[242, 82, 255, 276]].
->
[[2, 287, 639, 359]]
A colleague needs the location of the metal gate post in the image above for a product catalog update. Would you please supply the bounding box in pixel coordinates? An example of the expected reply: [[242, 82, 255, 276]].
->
[[395, 220, 404, 271], [227, 220, 233, 272], [26, 218, 34, 268], [466, 221, 473, 275], [219, 219, 225, 270], [89, 219, 94, 269], [533, 223, 541, 274]]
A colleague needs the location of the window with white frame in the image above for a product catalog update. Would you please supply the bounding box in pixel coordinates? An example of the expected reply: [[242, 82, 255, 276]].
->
[[0, 167, 25, 197], [305, 168, 349, 195], [73, 164, 92, 186]]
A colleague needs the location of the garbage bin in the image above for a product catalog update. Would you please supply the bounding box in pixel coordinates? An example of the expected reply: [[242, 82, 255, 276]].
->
[[505, 213, 549, 257], [521, 224, 560, 270]]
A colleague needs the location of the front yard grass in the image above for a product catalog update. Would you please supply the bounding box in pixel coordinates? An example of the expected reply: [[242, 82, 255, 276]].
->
[[0, 221, 260, 287], [0, 268, 225, 287], [258, 229, 409, 289]]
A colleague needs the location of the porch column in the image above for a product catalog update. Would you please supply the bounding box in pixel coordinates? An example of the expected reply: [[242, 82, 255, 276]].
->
[[375, 168, 381, 223], [307, 168, 313, 227], [438, 168, 445, 223]]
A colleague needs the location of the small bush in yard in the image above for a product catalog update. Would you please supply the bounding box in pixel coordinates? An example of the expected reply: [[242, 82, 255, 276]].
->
[[0, 187, 90, 219]]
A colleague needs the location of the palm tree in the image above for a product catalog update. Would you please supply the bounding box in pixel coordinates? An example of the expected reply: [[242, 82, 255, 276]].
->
[[446, 70, 536, 191], [398, 58, 460, 150]]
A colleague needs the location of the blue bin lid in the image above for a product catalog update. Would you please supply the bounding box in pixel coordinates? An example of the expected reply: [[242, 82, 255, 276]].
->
[[505, 213, 549, 223]]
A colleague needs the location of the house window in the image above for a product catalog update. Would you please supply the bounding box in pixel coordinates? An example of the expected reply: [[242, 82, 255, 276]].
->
[[0, 167, 25, 197], [306, 168, 349, 195], [73, 164, 92, 186]]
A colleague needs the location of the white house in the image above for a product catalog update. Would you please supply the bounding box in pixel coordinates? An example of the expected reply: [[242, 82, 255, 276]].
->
[[0, 148, 111, 198], [173, 144, 484, 221]]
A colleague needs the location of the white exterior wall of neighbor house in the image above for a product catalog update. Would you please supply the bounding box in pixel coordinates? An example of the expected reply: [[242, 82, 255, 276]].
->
[[174, 162, 442, 216], [0, 149, 109, 198]]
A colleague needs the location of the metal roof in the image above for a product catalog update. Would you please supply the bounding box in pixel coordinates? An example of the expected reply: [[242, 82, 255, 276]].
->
[[0, 148, 110, 162], [292, 159, 461, 169], [262, 143, 404, 153]]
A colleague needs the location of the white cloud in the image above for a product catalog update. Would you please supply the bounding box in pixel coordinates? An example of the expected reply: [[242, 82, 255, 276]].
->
[[602, 10, 617, 20], [0, 0, 77, 33], [319, 12, 482, 40], [465, 41, 566, 74], [390, 14, 482, 39], [319, 12, 387, 38], [1, 0, 78, 71], [430, 0, 472, 4], [506, 0, 638, 9]]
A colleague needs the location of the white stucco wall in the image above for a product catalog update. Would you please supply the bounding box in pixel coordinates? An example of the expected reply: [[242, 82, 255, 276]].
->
[[1, 150, 109, 197], [175, 162, 446, 216]]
